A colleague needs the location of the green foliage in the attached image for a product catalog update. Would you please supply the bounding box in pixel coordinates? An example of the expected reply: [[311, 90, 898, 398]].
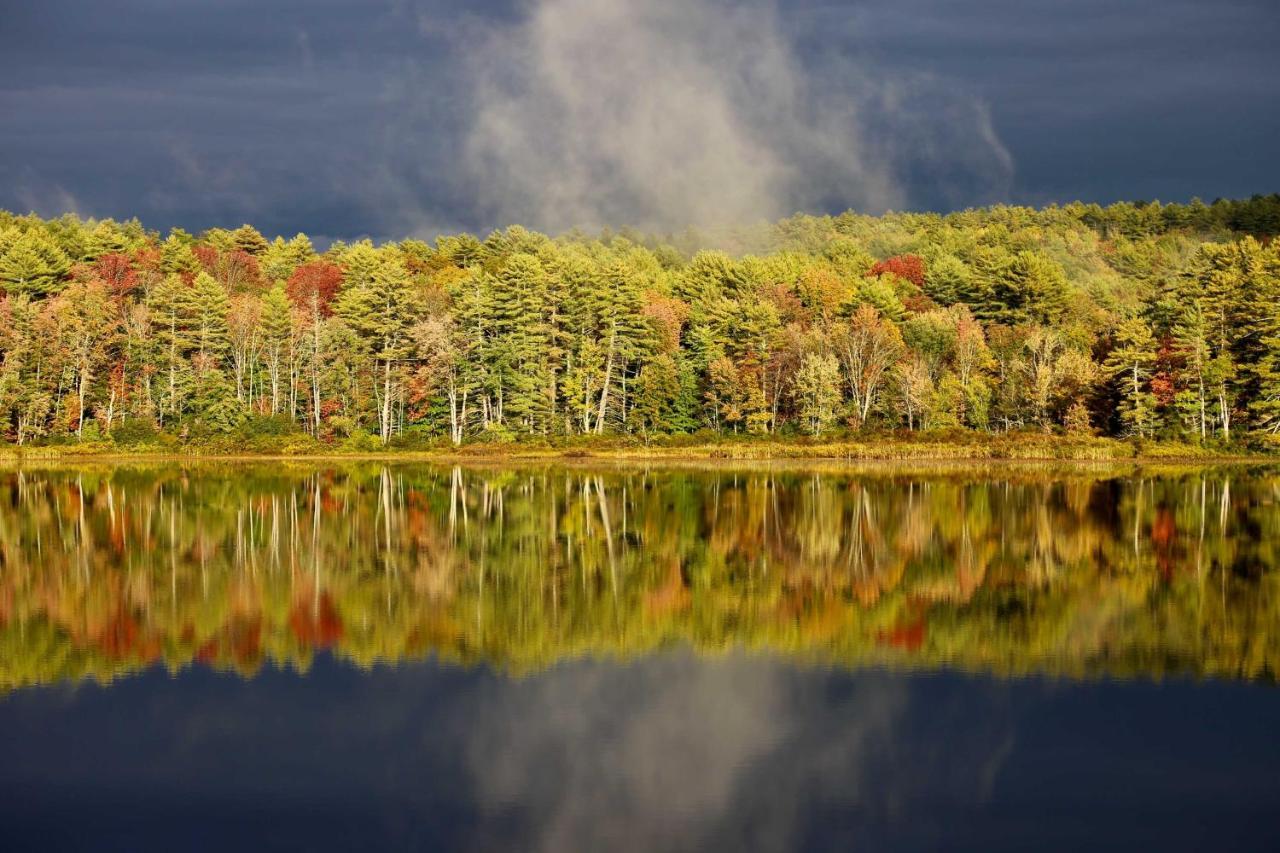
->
[[110, 417, 162, 446], [0, 228, 71, 296], [0, 197, 1278, 451], [792, 353, 841, 435]]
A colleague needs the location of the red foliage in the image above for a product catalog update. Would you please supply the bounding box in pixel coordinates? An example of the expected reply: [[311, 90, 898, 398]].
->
[[191, 246, 264, 291], [319, 486, 342, 515], [287, 261, 344, 316], [218, 249, 263, 291], [868, 254, 926, 288], [95, 253, 139, 299], [96, 608, 160, 662], [877, 615, 927, 652], [193, 244, 219, 272], [132, 246, 161, 274], [194, 623, 263, 667], [1152, 507, 1178, 581], [902, 293, 938, 314], [1151, 336, 1183, 407], [1150, 373, 1177, 406], [107, 361, 128, 414], [289, 591, 344, 649]]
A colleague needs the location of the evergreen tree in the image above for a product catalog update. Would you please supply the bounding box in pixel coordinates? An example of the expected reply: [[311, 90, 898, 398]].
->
[[333, 250, 423, 443], [187, 271, 231, 361], [1106, 318, 1158, 438], [633, 353, 684, 435], [260, 283, 293, 415], [0, 230, 71, 296], [147, 274, 195, 424], [160, 231, 200, 276]]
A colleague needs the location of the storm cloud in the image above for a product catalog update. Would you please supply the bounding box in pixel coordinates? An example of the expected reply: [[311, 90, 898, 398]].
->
[[0, 0, 1276, 240]]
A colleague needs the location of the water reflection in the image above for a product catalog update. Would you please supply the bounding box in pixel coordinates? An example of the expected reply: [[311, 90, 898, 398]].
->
[[1, 461, 1278, 690], [8, 653, 1279, 852]]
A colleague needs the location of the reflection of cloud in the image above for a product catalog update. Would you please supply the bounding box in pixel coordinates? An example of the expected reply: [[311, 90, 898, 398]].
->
[[0, 651, 1034, 850], [461, 652, 909, 852]]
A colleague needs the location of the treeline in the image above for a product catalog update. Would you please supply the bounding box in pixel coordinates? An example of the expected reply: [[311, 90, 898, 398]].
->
[[0, 194, 1278, 448]]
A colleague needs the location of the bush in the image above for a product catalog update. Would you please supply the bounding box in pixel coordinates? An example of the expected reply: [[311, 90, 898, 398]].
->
[[387, 426, 447, 451], [324, 416, 357, 440], [342, 430, 382, 452], [238, 413, 301, 438], [475, 423, 516, 444], [110, 418, 161, 447]]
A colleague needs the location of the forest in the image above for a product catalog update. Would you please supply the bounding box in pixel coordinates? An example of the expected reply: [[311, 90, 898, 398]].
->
[[0, 194, 1278, 452]]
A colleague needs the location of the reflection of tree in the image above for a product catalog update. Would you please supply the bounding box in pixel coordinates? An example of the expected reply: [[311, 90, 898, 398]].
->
[[1, 462, 1278, 691]]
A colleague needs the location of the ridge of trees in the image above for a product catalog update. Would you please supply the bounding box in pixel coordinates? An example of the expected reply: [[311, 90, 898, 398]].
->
[[1, 194, 1279, 448]]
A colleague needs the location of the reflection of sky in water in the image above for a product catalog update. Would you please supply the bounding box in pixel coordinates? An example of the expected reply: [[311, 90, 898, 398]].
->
[[2, 463, 1279, 849], [2, 652, 1278, 852]]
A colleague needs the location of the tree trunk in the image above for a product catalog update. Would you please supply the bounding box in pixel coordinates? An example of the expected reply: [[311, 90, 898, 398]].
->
[[76, 365, 89, 439], [380, 357, 393, 444], [596, 324, 617, 435]]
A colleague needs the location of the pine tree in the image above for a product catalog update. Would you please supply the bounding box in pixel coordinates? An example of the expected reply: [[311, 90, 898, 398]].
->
[[0, 230, 71, 297], [1172, 300, 1211, 440], [1252, 322, 1280, 435], [995, 251, 1069, 325], [923, 254, 969, 305], [160, 231, 200, 276], [231, 224, 269, 256], [260, 283, 293, 415], [262, 234, 316, 281], [147, 274, 195, 424], [486, 254, 550, 433], [187, 272, 231, 361], [1106, 318, 1158, 438], [191, 362, 243, 432], [333, 251, 423, 443]]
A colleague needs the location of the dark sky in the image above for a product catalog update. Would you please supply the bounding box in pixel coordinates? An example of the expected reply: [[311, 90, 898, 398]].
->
[[1, 0, 1277, 242]]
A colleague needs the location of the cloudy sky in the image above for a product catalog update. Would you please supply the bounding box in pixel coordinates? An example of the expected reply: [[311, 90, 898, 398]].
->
[[1, 0, 1277, 242]]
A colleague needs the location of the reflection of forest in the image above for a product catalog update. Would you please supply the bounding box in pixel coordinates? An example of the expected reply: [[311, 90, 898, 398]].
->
[[1, 462, 1277, 691]]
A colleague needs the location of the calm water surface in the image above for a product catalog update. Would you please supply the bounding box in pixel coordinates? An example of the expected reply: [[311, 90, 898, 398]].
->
[[1, 461, 1278, 851]]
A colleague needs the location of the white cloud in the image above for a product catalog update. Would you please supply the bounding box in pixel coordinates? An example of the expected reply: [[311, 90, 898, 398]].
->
[[457, 0, 1014, 233]]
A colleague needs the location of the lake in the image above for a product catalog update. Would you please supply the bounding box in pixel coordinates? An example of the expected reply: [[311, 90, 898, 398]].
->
[[1, 460, 1278, 851]]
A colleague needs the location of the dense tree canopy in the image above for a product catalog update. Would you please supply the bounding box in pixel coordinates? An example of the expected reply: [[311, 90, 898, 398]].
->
[[0, 195, 1278, 448]]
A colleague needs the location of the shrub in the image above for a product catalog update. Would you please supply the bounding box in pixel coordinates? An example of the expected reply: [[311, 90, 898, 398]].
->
[[110, 418, 161, 446], [342, 430, 382, 452], [238, 413, 301, 438]]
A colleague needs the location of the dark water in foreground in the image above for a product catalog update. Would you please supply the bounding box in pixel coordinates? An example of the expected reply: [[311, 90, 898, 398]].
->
[[1, 461, 1278, 851]]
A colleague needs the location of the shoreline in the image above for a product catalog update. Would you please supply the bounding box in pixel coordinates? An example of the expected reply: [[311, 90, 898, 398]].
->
[[0, 437, 1272, 466]]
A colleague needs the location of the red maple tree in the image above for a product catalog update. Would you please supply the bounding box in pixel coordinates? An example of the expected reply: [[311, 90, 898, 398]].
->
[[868, 254, 926, 288]]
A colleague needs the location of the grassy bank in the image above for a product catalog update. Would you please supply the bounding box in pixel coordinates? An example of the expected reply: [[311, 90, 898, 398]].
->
[[0, 428, 1271, 463]]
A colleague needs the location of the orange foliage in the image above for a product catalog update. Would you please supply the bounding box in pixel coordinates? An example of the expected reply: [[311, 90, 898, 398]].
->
[[868, 254, 926, 288], [286, 261, 343, 316], [289, 591, 344, 649]]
